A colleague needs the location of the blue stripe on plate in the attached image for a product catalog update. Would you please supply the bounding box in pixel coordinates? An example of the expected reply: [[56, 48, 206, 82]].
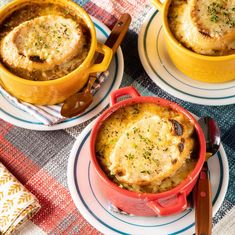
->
[[156, 27, 235, 92], [74, 131, 130, 235], [73, 131, 224, 234], [88, 162, 192, 227], [143, 11, 235, 100], [0, 107, 42, 124], [0, 22, 118, 125]]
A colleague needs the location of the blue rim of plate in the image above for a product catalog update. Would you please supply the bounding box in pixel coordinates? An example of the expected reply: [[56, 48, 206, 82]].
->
[[156, 27, 235, 92], [72, 131, 224, 235], [0, 21, 118, 125], [142, 10, 235, 100]]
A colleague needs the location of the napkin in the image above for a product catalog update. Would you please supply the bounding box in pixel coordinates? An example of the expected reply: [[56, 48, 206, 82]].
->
[[0, 162, 41, 235], [0, 71, 109, 126]]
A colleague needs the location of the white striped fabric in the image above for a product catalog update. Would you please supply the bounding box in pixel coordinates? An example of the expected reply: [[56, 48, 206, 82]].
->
[[0, 71, 109, 126]]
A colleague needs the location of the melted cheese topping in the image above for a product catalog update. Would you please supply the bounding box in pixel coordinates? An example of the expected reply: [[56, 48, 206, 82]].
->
[[168, 0, 235, 55], [1, 15, 84, 72], [190, 0, 235, 37], [109, 116, 194, 186], [0, 3, 91, 81], [95, 103, 196, 193]]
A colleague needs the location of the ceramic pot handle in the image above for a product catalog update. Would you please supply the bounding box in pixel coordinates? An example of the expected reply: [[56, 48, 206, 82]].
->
[[151, 0, 163, 10], [110, 86, 140, 106], [147, 193, 187, 216], [88, 42, 113, 74]]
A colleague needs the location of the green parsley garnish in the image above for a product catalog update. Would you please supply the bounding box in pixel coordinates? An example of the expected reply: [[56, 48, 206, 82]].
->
[[124, 153, 135, 160], [211, 14, 219, 22], [140, 170, 150, 174]]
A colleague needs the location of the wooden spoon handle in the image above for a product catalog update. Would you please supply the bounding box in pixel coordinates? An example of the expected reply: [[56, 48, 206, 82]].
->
[[194, 162, 212, 235], [95, 13, 131, 64], [106, 13, 131, 54], [87, 13, 131, 92]]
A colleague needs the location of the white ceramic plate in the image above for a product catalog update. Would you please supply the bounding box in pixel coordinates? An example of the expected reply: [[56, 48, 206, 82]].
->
[[67, 121, 229, 235], [0, 17, 123, 131], [138, 9, 235, 106]]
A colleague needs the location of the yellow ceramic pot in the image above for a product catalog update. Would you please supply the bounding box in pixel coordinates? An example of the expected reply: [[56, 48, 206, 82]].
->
[[151, 0, 235, 83], [0, 0, 112, 105]]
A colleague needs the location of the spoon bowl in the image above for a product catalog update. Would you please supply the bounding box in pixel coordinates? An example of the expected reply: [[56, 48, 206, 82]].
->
[[61, 92, 93, 118], [198, 117, 221, 158]]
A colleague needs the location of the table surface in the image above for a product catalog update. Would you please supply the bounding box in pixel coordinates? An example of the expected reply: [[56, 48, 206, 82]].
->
[[0, 0, 235, 234]]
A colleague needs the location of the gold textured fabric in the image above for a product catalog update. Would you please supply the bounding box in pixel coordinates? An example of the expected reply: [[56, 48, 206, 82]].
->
[[0, 163, 41, 235]]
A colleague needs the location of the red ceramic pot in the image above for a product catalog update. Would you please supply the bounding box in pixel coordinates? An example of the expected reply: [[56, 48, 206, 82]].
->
[[90, 86, 206, 216]]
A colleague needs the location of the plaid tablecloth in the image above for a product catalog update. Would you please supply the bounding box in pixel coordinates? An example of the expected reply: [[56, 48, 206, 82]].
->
[[1, 0, 235, 234]]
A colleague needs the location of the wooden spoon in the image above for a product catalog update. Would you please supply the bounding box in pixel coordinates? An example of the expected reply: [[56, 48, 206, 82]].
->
[[194, 117, 221, 235], [61, 13, 131, 118]]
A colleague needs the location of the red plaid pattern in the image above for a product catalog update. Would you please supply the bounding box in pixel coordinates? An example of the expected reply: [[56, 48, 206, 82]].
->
[[0, 0, 150, 234]]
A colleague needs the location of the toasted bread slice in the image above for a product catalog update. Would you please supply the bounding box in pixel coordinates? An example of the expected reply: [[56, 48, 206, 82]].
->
[[190, 0, 235, 38], [168, 0, 235, 55], [1, 15, 84, 72], [109, 116, 194, 186]]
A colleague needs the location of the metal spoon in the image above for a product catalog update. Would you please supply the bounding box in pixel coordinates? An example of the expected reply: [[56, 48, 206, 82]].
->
[[61, 13, 131, 118], [194, 117, 221, 235], [198, 117, 221, 160]]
